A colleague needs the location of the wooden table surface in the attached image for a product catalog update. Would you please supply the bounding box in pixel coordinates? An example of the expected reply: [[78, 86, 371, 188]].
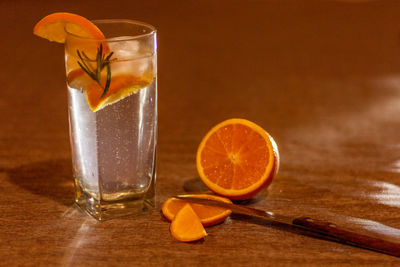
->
[[2, 0, 400, 265]]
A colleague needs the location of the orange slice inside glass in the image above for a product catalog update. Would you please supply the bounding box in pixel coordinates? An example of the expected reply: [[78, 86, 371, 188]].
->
[[196, 118, 279, 200], [162, 194, 232, 226], [67, 71, 153, 112]]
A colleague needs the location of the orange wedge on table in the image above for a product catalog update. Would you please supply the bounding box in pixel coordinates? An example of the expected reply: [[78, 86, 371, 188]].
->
[[197, 118, 279, 200], [170, 204, 207, 242], [162, 194, 232, 226]]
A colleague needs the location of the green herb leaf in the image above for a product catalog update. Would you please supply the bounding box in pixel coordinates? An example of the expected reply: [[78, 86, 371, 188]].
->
[[76, 45, 114, 98], [101, 62, 112, 98]]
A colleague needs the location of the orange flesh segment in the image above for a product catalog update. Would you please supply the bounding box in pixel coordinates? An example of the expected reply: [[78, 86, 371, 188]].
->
[[33, 12, 105, 43], [201, 124, 269, 190], [170, 204, 207, 242], [162, 194, 232, 226]]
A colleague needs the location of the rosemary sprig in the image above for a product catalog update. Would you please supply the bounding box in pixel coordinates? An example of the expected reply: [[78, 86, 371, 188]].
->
[[76, 44, 114, 98]]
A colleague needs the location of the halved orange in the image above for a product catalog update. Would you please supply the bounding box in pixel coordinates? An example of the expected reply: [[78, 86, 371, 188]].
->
[[162, 194, 232, 226], [196, 118, 279, 200], [170, 204, 207, 242], [33, 12, 105, 43]]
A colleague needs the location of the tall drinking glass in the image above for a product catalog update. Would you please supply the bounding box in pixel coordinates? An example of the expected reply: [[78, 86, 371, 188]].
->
[[64, 20, 157, 220]]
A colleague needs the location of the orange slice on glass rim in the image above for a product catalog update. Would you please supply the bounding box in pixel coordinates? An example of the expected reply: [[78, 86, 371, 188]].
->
[[196, 118, 279, 200], [170, 204, 207, 242], [33, 12, 105, 43], [162, 194, 232, 226], [34, 12, 109, 60]]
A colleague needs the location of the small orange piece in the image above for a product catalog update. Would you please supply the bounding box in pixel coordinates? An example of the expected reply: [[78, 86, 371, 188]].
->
[[196, 118, 279, 200], [33, 12, 105, 43], [66, 68, 86, 86], [162, 194, 232, 226], [170, 204, 207, 242]]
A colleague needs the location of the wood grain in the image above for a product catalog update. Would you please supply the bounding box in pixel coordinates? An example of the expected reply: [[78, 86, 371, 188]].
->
[[2, 0, 400, 265]]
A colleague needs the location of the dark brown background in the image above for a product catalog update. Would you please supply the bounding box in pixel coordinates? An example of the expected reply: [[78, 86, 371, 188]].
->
[[2, 0, 400, 265]]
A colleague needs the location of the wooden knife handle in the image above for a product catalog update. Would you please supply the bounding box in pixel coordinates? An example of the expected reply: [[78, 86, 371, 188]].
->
[[292, 216, 400, 257]]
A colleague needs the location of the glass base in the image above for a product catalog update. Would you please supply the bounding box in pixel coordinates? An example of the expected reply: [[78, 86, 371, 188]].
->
[[74, 177, 155, 221]]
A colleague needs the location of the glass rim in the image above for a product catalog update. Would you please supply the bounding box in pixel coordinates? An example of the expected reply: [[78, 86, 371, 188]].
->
[[64, 19, 156, 42]]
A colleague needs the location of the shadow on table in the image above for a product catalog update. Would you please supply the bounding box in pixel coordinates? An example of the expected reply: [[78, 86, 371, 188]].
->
[[182, 177, 267, 205], [5, 158, 74, 206], [183, 177, 211, 193]]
